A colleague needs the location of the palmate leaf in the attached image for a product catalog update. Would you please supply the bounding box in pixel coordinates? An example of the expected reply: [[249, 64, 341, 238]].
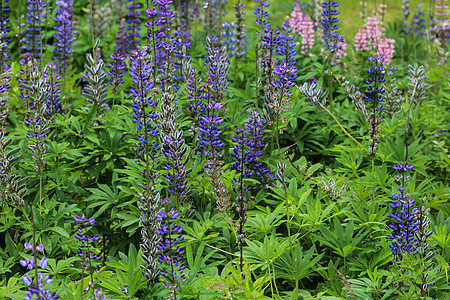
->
[[242, 232, 290, 272], [274, 245, 324, 285], [314, 218, 368, 258]]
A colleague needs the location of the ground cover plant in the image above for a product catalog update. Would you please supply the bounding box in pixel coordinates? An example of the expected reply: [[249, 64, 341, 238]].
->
[[0, 0, 449, 299]]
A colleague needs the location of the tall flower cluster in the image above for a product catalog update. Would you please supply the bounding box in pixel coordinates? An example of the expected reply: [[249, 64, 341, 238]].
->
[[0, 131, 28, 206], [354, 14, 395, 65], [108, 53, 126, 94], [408, 4, 426, 36], [158, 64, 189, 205], [43, 62, 62, 118], [230, 110, 271, 273], [267, 17, 297, 124], [204, 35, 229, 103], [389, 163, 419, 262], [152, 0, 175, 75], [130, 46, 158, 149], [259, 26, 283, 123], [230, 110, 271, 187], [54, 0, 76, 74], [82, 42, 109, 115], [22, 0, 47, 59], [20, 57, 51, 173], [221, 22, 236, 58], [20, 242, 59, 299], [115, 18, 127, 55], [0, 41, 10, 132], [290, 4, 315, 55], [401, 0, 410, 30], [129, 46, 162, 282], [415, 197, 435, 296], [155, 197, 186, 295], [184, 65, 208, 136], [254, 0, 271, 35], [320, 0, 344, 63], [233, 0, 248, 59], [198, 101, 224, 160], [0, 0, 11, 69], [125, 0, 141, 52], [365, 55, 386, 156], [382, 67, 404, 120], [74, 214, 102, 294]]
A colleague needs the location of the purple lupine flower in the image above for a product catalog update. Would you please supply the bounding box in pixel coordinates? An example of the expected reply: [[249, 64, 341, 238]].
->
[[74, 214, 102, 289], [275, 17, 297, 87], [154, 0, 176, 72], [20, 243, 60, 299], [389, 163, 420, 262], [108, 53, 126, 94], [276, 17, 297, 70], [53, 0, 76, 74], [22, 0, 47, 59], [365, 55, 387, 156], [125, 0, 142, 53], [20, 57, 51, 173], [408, 4, 426, 36], [0, 0, 11, 70], [184, 67, 208, 122], [115, 18, 127, 55], [198, 101, 225, 159], [230, 109, 272, 186], [87, 288, 111, 300], [157, 65, 189, 204], [170, 21, 191, 89], [129, 46, 159, 150], [155, 197, 186, 293], [259, 26, 284, 122], [233, 0, 248, 59], [0, 39, 10, 132], [43, 62, 62, 117], [221, 22, 236, 58], [320, 0, 344, 64], [231, 109, 272, 273], [254, 0, 271, 33], [204, 36, 229, 102]]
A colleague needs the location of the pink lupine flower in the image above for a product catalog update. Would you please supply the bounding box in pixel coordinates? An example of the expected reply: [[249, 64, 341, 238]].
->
[[290, 4, 315, 55], [354, 14, 395, 65]]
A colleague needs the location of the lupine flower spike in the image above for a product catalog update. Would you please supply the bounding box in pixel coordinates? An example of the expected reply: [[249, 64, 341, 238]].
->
[[125, 0, 141, 53], [22, 0, 47, 59], [291, 4, 315, 55], [0, 0, 11, 70], [54, 0, 76, 74], [233, 0, 248, 59], [354, 14, 395, 65], [320, 0, 344, 65], [0, 131, 28, 206], [20, 57, 51, 173], [129, 46, 162, 281], [230, 109, 272, 273], [389, 163, 419, 262], [365, 55, 387, 156], [20, 242, 59, 299], [74, 214, 102, 295]]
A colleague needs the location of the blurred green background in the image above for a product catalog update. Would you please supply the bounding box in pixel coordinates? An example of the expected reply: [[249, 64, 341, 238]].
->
[[248, 0, 428, 42]]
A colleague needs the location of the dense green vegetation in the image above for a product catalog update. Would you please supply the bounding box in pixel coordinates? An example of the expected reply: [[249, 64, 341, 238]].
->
[[0, 0, 448, 299]]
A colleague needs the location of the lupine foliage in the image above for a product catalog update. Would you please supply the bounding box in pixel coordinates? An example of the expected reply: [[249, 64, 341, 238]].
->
[[0, 1, 449, 300]]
